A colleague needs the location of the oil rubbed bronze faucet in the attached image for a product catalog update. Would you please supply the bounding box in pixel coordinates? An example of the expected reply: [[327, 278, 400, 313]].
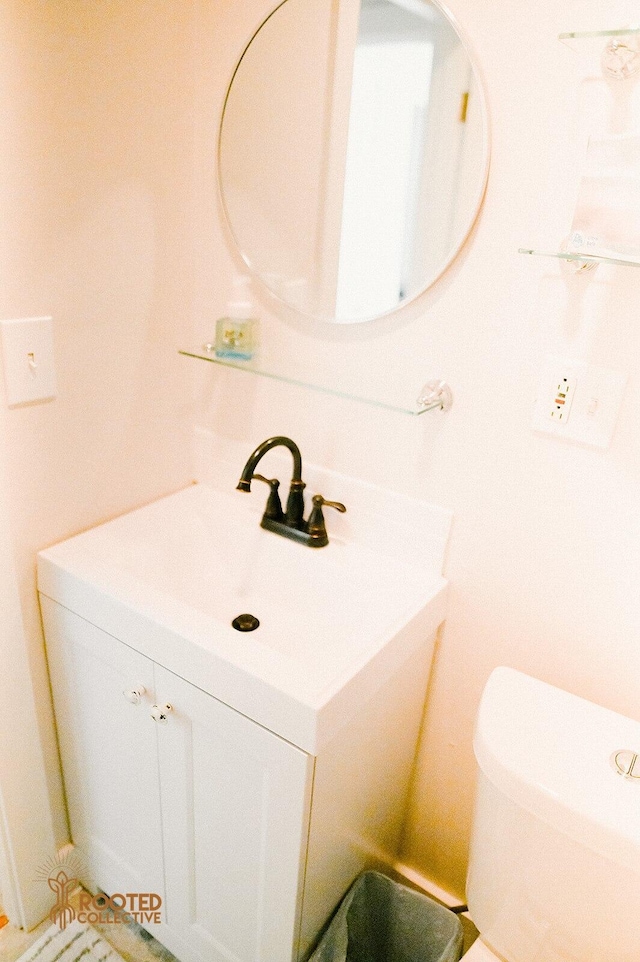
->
[[237, 436, 346, 547]]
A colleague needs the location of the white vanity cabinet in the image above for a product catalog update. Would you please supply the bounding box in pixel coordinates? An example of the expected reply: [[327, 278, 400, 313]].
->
[[154, 663, 312, 962], [43, 597, 312, 962], [42, 593, 437, 962], [43, 599, 165, 904], [37, 481, 451, 962]]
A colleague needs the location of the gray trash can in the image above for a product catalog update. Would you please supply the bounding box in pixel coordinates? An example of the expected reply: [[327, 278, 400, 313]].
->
[[308, 871, 464, 962]]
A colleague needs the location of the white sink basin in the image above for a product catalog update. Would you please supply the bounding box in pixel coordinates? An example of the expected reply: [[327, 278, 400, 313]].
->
[[38, 474, 451, 752]]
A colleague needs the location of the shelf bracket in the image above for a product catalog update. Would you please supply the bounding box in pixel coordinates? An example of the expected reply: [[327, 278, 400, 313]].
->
[[416, 380, 454, 413]]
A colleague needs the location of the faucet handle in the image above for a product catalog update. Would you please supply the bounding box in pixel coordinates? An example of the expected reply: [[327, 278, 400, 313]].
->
[[252, 473, 278, 487], [311, 494, 346, 514], [252, 474, 284, 521], [306, 494, 347, 547]]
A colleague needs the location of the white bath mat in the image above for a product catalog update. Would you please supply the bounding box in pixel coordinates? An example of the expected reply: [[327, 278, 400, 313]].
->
[[16, 920, 126, 962]]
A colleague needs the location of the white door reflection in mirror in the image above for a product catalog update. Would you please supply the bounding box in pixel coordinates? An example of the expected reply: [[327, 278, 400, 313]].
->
[[336, 29, 434, 318], [219, 0, 489, 324]]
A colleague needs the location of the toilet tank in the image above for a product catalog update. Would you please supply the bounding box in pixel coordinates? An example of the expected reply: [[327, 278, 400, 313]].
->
[[466, 667, 640, 962]]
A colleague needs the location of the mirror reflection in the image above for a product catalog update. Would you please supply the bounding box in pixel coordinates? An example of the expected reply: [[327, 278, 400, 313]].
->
[[219, 0, 488, 324]]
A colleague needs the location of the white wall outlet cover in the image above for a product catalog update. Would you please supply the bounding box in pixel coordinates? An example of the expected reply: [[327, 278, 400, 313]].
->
[[533, 357, 627, 449], [0, 316, 57, 406]]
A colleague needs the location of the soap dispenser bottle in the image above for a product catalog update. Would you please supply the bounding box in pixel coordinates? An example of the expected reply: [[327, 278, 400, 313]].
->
[[215, 275, 258, 360]]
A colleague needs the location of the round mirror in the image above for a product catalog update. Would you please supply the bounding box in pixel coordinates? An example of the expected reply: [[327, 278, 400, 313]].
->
[[219, 0, 489, 324]]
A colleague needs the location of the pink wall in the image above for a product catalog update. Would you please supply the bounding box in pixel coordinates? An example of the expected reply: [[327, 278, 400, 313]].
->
[[3, 0, 640, 914], [1, 1, 197, 854]]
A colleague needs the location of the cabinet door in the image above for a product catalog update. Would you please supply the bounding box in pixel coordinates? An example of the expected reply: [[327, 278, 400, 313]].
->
[[155, 665, 313, 962], [42, 597, 164, 902]]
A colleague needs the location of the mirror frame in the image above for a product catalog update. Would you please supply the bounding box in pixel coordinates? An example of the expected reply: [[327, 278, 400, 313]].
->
[[217, 0, 491, 324]]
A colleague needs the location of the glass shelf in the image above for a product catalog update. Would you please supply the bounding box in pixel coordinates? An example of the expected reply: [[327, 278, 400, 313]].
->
[[559, 27, 640, 45], [518, 248, 640, 268], [179, 346, 432, 416], [559, 27, 640, 79]]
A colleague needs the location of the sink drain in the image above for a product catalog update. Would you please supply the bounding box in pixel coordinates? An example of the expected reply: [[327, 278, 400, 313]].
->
[[232, 613, 260, 632]]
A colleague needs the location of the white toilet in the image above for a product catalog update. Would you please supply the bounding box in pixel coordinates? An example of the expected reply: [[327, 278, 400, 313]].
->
[[462, 667, 640, 961]]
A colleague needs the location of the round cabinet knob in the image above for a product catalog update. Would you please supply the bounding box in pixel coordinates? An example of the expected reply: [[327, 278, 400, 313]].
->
[[123, 686, 146, 705], [150, 703, 173, 724]]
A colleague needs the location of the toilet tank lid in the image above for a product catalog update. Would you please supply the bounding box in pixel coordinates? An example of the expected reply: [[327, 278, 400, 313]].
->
[[474, 667, 640, 873]]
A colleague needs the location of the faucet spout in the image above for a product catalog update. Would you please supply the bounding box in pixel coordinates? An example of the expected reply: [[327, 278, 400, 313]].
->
[[237, 437, 346, 547], [237, 436, 305, 527]]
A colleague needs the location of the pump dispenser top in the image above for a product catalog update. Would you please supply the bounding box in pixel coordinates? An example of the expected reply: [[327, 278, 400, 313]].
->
[[214, 274, 258, 360], [227, 274, 253, 319]]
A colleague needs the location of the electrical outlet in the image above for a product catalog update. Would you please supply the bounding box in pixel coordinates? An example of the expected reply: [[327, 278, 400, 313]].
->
[[549, 375, 577, 423], [533, 357, 627, 448]]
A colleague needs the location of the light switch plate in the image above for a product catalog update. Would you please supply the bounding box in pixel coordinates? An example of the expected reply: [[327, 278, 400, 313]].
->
[[532, 356, 627, 449], [0, 316, 57, 406]]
